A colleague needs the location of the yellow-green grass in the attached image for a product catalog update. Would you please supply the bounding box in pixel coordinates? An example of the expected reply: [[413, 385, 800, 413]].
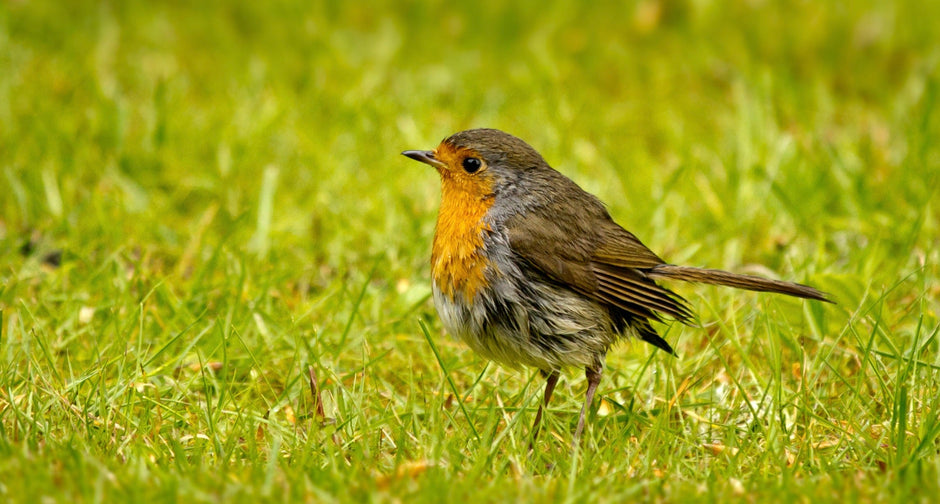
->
[[1, 1, 938, 502]]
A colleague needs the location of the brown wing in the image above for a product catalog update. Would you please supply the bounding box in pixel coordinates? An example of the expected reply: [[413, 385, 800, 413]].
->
[[504, 208, 693, 325], [591, 226, 694, 323]]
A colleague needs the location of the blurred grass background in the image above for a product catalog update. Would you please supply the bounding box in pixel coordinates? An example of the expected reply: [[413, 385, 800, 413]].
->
[[1, 0, 938, 502]]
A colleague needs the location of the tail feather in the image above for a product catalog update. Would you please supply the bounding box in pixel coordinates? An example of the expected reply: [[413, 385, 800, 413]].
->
[[648, 264, 832, 303]]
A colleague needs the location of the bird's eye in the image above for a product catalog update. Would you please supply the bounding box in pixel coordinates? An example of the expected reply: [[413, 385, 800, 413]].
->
[[462, 157, 482, 173]]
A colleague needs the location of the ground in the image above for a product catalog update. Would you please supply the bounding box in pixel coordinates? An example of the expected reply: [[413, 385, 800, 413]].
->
[[1, 1, 938, 502]]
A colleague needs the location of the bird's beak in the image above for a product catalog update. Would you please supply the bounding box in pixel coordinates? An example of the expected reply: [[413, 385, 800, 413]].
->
[[402, 150, 446, 169]]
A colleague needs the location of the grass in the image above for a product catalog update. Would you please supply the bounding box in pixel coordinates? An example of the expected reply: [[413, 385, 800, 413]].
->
[[1, 0, 938, 501]]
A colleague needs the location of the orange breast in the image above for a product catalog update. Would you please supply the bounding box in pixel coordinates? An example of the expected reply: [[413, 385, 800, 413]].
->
[[431, 158, 495, 302]]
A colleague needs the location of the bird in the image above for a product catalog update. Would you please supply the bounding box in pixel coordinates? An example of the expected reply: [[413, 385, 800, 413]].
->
[[402, 128, 830, 444]]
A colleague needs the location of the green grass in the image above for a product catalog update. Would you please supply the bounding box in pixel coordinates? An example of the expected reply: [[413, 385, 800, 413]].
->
[[1, 0, 938, 501]]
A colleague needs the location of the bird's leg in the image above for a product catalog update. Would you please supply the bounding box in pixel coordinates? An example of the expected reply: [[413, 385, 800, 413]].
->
[[530, 371, 560, 446], [573, 364, 603, 443]]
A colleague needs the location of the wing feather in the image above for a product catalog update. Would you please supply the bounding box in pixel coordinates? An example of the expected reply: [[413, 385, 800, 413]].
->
[[504, 207, 693, 325]]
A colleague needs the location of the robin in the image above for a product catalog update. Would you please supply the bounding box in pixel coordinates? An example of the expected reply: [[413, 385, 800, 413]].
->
[[402, 128, 830, 444]]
